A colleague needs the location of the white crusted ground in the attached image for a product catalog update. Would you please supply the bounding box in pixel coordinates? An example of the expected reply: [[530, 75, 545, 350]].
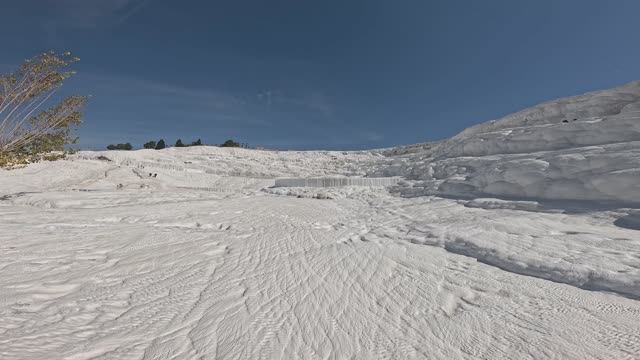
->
[[1, 81, 640, 359]]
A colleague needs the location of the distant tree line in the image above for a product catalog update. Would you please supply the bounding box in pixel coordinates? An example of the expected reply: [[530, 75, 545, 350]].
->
[[173, 138, 202, 147], [106, 138, 249, 150]]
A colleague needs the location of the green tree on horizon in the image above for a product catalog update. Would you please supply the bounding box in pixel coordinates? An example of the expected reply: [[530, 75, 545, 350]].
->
[[143, 140, 156, 149], [221, 139, 240, 148], [107, 143, 132, 151]]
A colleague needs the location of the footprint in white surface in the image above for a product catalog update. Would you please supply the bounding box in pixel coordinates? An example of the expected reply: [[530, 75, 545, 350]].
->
[[217, 223, 232, 230], [440, 286, 478, 317]]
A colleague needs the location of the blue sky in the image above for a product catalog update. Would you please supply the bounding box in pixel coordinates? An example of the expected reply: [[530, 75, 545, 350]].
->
[[2, 0, 640, 149]]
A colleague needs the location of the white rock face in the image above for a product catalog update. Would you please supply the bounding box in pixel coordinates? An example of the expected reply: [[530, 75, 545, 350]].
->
[[274, 177, 400, 188], [387, 81, 640, 203]]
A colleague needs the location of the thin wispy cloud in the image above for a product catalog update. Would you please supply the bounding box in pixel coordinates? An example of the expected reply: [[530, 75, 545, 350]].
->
[[361, 131, 383, 142], [29, 0, 152, 29], [298, 91, 335, 118], [124, 77, 246, 111], [80, 72, 247, 113], [258, 90, 336, 118], [72, 72, 349, 148]]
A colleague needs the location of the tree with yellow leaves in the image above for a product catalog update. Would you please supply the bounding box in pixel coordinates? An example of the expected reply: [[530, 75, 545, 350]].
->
[[0, 51, 87, 165]]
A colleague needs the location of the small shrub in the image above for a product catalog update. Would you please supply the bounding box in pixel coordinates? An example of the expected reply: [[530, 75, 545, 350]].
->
[[155, 139, 166, 150], [0, 151, 28, 167], [191, 138, 202, 146], [0, 149, 65, 168], [175, 139, 185, 147], [42, 152, 65, 162]]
